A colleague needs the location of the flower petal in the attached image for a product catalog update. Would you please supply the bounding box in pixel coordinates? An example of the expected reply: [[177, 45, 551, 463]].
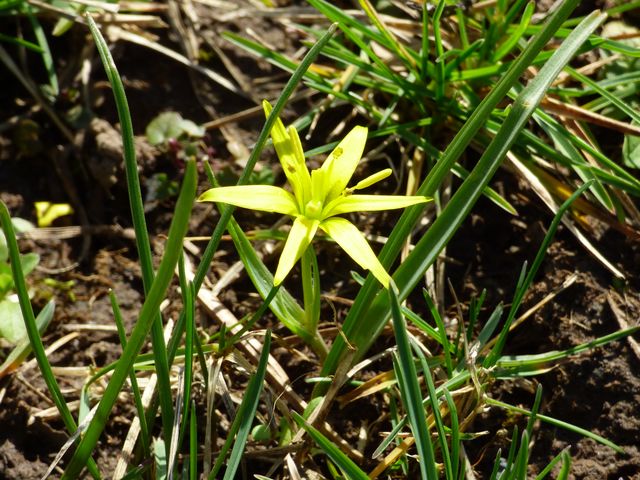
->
[[198, 186, 298, 215], [319, 126, 368, 202], [319, 217, 390, 288], [274, 216, 319, 285], [263, 101, 311, 208], [323, 194, 430, 217]]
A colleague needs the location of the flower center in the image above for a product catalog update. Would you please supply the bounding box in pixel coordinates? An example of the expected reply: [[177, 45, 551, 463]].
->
[[304, 200, 323, 220]]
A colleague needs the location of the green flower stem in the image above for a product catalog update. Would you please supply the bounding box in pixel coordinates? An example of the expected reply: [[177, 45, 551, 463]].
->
[[301, 247, 327, 359]]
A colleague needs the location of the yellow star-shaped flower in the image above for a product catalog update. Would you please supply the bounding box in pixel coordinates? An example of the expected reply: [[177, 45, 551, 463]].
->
[[198, 101, 430, 288]]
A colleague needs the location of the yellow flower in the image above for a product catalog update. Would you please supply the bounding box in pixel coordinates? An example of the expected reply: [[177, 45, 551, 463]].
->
[[198, 101, 430, 287]]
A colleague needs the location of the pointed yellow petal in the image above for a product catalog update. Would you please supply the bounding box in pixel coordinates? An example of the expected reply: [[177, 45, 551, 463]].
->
[[198, 186, 298, 215], [263, 100, 311, 209], [323, 194, 430, 217], [319, 217, 390, 288], [274, 216, 319, 285], [320, 126, 368, 202]]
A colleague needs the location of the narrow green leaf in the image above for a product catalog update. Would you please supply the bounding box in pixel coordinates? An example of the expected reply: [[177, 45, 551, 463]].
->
[[422, 290, 453, 375], [443, 389, 460, 479], [85, 13, 175, 449], [432, 0, 446, 102], [24, 5, 58, 95], [487, 397, 624, 454], [221, 332, 271, 480], [499, 426, 520, 480], [1, 203, 101, 479], [61, 159, 197, 479], [389, 283, 437, 479], [534, 448, 570, 480], [207, 331, 272, 479], [411, 337, 452, 479], [495, 326, 639, 373], [486, 180, 594, 366], [109, 291, 150, 457], [557, 450, 572, 480], [493, 1, 535, 62], [189, 400, 197, 480], [292, 412, 369, 480], [512, 430, 530, 480]]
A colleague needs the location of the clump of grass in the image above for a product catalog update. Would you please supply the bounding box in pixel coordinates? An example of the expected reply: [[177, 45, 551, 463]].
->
[[1, 1, 639, 478]]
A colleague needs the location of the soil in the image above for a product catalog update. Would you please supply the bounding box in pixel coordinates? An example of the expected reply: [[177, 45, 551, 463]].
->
[[446, 176, 640, 480], [1, 2, 639, 479]]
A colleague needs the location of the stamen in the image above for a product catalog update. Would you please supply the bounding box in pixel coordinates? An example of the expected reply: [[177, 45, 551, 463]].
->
[[353, 168, 392, 191]]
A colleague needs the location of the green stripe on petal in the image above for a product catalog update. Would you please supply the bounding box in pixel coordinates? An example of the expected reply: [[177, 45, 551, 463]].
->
[[274, 216, 319, 286], [198, 186, 298, 216], [323, 194, 430, 217], [319, 217, 390, 288], [320, 126, 368, 202]]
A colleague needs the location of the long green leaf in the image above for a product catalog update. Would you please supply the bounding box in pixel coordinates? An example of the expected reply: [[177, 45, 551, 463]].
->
[[24, 4, 58, 96], [495, 326, 639, 373], [0, 204, 101, 479], [487, 397, 624, 454], [411, 336, 452, 478], [85, 13, 175, 448], [390, 284, 437, 479], [221, 331, 271, 480], [207, 331, 272, 479], [534, 448, 570, 480], [109, 291, 150, 457], [61, 159, 197, 479], [292, 412, 369, 480]]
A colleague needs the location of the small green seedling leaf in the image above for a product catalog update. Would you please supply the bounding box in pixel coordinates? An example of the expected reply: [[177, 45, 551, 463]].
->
[[0, 217, 35, 262], [146, 111, 204, 146], [0, 300, 54, 378], [0, 298, 27, 343]]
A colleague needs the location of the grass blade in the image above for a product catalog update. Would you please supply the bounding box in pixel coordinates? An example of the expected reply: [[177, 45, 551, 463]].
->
[[189, 399, 197, 480], [389, 283, 437, 479], [485, 180, 594, 366], [24, 5, 58, 96], [207, 331, 272, 479], [0, 204, 101, 479], [85, 13, 175, 449], [292, 412, 369, 480], [61, 159, 197, 479], [411, 336, 452, 479], [487, 397, 624, 454], [534, 448, 570, 480], [109, 291, 150, 457]]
